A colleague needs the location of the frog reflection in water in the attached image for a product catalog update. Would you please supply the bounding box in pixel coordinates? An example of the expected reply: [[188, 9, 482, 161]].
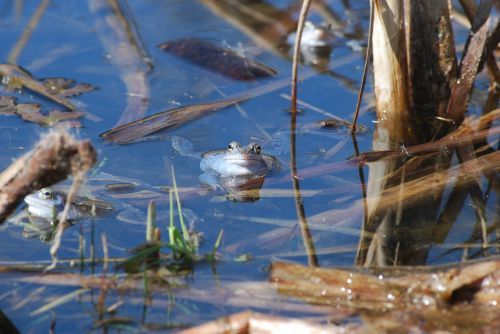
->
[[173, 138, 278, 201], [17, 188, 112, 241]]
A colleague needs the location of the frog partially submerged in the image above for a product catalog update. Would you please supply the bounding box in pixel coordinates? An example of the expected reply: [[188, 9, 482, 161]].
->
[[24, 188, 77, 221], [173, 138, 278, 201], [200, 141, 277, 177], [287, 21, 336, 66], [12, 188, 113, 241]]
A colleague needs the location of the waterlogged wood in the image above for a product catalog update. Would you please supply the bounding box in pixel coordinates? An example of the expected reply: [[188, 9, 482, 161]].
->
[[0, 64, 80, 111], [270, 259, 500, 309], [158, 38, 277, 81], [0, 129, 96, 223], [100, 96, 248, 144]]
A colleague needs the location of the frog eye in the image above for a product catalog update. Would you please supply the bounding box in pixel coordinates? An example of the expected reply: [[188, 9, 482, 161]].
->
[[39, 188, 53, 200], [227, 141, 240, 151], [251, 144, 262, 154]]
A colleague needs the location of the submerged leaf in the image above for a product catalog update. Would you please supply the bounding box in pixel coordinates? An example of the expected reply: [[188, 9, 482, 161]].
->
[[158, 38, 277, 81], [0, 95, 83, 126]]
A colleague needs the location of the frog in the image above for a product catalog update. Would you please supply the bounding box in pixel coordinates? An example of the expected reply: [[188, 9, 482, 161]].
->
[[172, 137, 278, 200], [11, 187, 113, 242], [200, 141, 277, 177], [287, 21, 336, 66], [24, 188, 77, 221]]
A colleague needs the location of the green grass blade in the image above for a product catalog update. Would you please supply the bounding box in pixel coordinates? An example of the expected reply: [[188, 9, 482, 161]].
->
[[146, 200, 156, 242], [171, 167, 189, 241]]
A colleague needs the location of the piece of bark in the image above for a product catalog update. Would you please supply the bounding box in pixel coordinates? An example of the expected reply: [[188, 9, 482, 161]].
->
[[0, 128, 96, 223]]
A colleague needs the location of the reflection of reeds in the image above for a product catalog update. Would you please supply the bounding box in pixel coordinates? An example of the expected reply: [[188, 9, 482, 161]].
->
[[7, 0, 49, 64], [357, 0, 497, 266]]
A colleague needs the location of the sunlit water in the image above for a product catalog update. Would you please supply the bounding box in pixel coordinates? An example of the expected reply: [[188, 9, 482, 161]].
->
[[0, 0, 494, 332]]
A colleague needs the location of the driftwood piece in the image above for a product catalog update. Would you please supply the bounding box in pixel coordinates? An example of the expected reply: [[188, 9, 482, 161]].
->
[[269, 259, 500, 332], [270, 259, 500, 309], [0, 129, 96, 223]]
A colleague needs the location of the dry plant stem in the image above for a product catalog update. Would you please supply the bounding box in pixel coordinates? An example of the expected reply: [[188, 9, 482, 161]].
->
[[444, 1, 492, 125], [0, 128, 96, 223], [459, 0, 500, 84], [7, 0, 49, 64], [350, 0, 373, 134], [290, 0, 312, 112], [359, 0, 413, 266], [49, 172, 86, 269], [290, 0, 317, 267]]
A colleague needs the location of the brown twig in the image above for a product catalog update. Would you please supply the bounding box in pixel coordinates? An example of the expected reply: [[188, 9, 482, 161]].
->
[[0, 128, 96, 223], [350, 0, 373, 134], [290, 0, 317, 267], [290, 0, 312, 112]]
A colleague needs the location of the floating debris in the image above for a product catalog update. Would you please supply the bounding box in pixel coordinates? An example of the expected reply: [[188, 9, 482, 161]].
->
[[42, 77, 96, 97], [0, 95, 83, 127], [0, 64, 84, 111], [100, 96, 248, 144], [158, 38, 277, 81]]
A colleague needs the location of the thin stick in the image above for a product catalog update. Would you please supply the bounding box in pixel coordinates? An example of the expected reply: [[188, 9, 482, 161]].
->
[[290, 0, 312, 112], [290, 0, 317, 267], [350, 0, 374, 134]]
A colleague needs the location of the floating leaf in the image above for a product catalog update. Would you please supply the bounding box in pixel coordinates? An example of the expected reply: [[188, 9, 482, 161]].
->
[[100, 96, 248, 144]]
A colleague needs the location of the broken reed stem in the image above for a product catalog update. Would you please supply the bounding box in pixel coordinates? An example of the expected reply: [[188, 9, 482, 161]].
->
[[350, 0, 374, 134]]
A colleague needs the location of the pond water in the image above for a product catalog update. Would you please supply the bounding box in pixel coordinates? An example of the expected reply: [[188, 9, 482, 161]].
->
[[0, 0, 496, 332]]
